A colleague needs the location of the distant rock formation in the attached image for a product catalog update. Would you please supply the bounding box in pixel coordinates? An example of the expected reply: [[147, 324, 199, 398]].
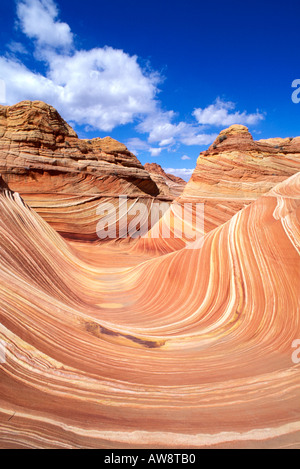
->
[[1, 103, 299, 243], [0, 100, 169, 197], [0, 101, 174, 240], [144, 163, 187, 197], [179, 124, 300, 233]]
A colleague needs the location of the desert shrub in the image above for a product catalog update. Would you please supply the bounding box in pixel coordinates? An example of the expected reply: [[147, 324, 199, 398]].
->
[[219, 135, 227, 143]]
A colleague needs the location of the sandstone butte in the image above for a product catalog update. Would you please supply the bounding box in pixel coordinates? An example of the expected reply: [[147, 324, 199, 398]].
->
[[135, 125, 300, 254], [144, 162, 187, 198], [0, 101, 174, 241], [0, 101, 299, 449], [179, 124, 300, 234]]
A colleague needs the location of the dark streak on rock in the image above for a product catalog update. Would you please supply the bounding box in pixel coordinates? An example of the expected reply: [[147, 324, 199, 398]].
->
[[100, 326, 119, 337], [85, 321, 165, 348]]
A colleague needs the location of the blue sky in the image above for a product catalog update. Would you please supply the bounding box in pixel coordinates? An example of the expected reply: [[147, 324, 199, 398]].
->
[[0, 0, 299, 179]]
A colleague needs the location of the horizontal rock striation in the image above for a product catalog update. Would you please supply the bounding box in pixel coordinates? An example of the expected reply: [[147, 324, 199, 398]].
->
[[179, 124, 300, 233], [0, 101, 173, 240]]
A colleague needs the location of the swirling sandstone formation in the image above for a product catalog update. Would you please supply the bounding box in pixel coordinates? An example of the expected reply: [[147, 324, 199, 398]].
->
[[0, 102, 299, 448], [135, 125, 300, 255], [0, 168, 299, 448]]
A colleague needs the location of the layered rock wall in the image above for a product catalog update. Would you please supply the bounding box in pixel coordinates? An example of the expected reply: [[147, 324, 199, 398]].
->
[[179, 124, 300, 233], [0, 101, 173, 240]]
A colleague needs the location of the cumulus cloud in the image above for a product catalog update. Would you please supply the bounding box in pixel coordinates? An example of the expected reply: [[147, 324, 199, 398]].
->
[[47, 48, 160, 131], [17, 0, 73, 50], [137, 110, 180, 145], [136, 98, 264, 148], [1, 0, 160, 132], [0, 56, 62, 104], [136, 110, 217, 147], [126, 138, 150, 153], [181, 155, 191, 160], [179, 131, 218, 146], [149, 148, 162, 157], [193, 97, 264, 127], [126, 138, 162, 157]]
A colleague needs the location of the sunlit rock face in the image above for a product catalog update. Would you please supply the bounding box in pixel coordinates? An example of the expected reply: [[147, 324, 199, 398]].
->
[[0, 171, 299, 449], [0, 101, 174, 241], [179, 125, 300, 233]]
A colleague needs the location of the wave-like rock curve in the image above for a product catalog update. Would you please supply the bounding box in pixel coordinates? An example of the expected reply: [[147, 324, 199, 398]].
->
[[0, 171, 299, 448]]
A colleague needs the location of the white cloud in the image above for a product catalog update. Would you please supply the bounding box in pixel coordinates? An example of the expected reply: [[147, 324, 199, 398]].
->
[[163, 168, 194, 181], [47, 48, 160, 131], [136, 97, 264, 148], [126, 138, 150, 153], [181, 155, 191, 160], [7, 41, 28, 55], [17, 0, 73, 50], [137, 110, 180, 145], [0, 0, 161, 132], [136, 109, 217, 147], [0, 56, 63, 104], [149, 148, 162, 157], [179, 130, 218, 146], [193, 97, 264, 127], [126, 138, 162, 157]]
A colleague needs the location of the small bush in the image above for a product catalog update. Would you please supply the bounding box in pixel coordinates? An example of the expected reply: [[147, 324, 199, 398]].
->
[[219, 135, 227, 143]]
